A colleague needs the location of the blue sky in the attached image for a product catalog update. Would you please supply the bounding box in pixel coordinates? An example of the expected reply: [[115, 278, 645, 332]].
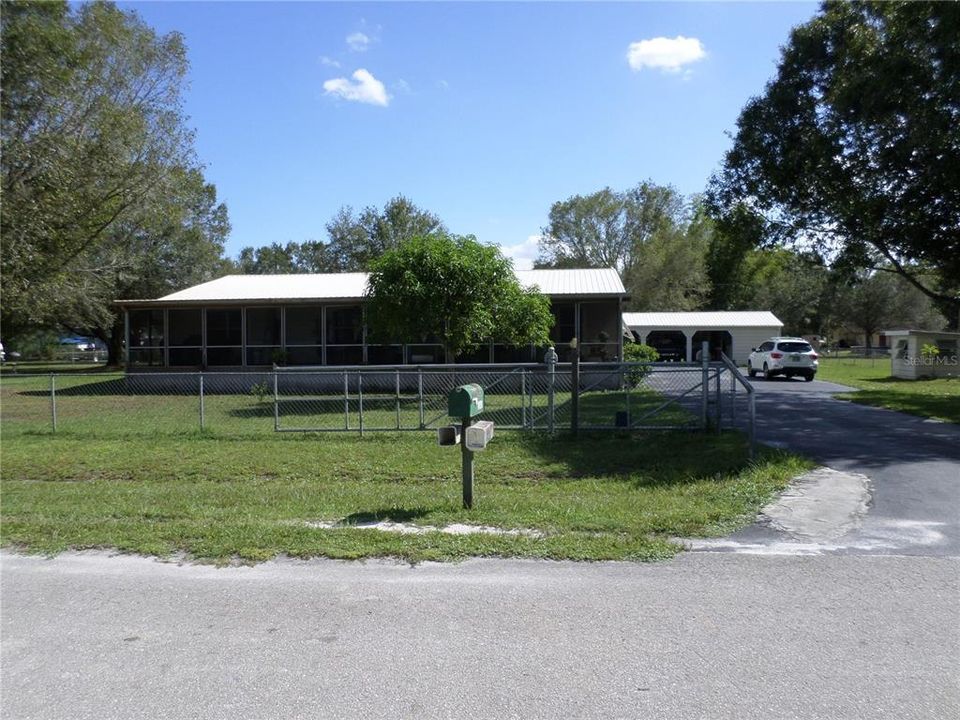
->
[[123, 1, 819, 268]]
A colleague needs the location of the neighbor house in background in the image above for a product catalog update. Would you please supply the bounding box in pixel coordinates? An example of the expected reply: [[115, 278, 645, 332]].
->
[[115, 269, 627, 370], [886, 329, 960, 380], [623, 311, 783, 365]]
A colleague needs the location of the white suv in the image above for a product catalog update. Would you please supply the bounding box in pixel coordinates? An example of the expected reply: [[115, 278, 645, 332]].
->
[[747, 337, 818, 382]]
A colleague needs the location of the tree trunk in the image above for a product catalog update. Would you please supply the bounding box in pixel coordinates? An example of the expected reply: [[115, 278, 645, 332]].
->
[[106, 316, 125, 367]]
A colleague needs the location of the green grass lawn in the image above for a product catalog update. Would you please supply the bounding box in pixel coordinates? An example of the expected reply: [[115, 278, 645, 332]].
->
[[0, 360, 111, 375], [818, 357, 960, 423], [0, 430, 809, 563]]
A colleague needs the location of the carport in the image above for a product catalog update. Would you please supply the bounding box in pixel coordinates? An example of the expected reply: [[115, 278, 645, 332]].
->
[[623, 311, 783, 364]]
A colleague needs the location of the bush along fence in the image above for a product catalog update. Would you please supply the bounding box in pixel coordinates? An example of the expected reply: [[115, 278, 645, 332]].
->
[[0, 345, 755, 452]]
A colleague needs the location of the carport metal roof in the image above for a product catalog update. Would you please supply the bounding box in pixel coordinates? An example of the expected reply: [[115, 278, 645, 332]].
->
[[623, 311, 782, 329]]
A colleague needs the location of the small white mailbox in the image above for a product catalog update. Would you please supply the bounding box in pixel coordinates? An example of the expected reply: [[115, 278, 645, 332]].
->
[[464, 420, 495, 451], [437, 425, 461, 446]]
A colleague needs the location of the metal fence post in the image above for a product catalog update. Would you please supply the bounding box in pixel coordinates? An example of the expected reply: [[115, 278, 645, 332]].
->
[[730, 365, 737, 424], [358, 372, 364, 437], [520, 369, 527, 430], [571, 343, 580, 437], [273, 371, 279, 432], [715, 369, 722, 433], [395, 368, 401, 430], [417, 368, 425, 429], [625, 367, 631, 428], [199, 374, 205, 431], [50, 374, 57, 432], [545, 346, 557, 433], [748, 390, 757, 459], [701, 341, 709, 430], [343, 372, 349, 430]]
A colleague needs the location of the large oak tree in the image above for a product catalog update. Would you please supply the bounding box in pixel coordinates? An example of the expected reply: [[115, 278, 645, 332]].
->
[[710, 1, 960, 324], [1, 1, 229, 355]]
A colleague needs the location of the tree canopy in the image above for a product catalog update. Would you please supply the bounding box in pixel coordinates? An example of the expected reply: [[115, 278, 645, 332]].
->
[[234, 196, 445, 275], [366, 235, 553, 362], [326, 196, 446, 271], [1, 1, 229, 355], [537, 182, 709, 311], [709, 1, 960, 323], [235, 241, 336, 274]]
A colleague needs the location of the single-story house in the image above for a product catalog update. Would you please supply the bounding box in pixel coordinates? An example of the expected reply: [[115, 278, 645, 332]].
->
[[885, 329, 960, 379], [623, 311, 783, 365], [116, 268, 627, 370]]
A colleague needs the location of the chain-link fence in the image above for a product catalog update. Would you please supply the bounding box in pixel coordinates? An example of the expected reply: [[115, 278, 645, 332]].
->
[[1, 356, 755, 447]]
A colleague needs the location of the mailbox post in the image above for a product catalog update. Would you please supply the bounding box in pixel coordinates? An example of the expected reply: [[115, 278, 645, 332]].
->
[[461, 415, 475, 509], [442, 383, 491, 509]]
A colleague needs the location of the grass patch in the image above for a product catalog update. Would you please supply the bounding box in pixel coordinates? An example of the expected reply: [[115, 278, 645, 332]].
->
[[0, 431, 809, 563], [0, 372, 694, 437], [0, 360, 111, 375], [818, 358, 959, 423]]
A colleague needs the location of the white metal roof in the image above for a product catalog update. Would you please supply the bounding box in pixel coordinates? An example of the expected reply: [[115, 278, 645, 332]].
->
[[142, 268, 626, 304], [623, 311, 783, 329], [158, 273, 370, 302], [514, 268, 625, 296]]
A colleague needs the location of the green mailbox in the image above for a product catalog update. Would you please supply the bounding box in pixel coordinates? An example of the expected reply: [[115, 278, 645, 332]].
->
[[448, 384, 485, 418]]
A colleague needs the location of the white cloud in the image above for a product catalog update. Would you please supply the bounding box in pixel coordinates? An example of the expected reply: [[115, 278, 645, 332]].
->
[[497, 235, 542, 271], [346, 32, 371, 52], [323, 69, 390, 107], [319, 56, 341, 68], [626, 36, 706, 73]]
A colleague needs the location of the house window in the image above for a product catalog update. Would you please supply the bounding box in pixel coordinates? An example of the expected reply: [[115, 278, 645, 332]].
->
[[368, 346, 404, 365], [494, 345, 533, 363], [206, 308, 242, 366], [326, 305, 363, 366], [245, 307, 281, 366], [285, 306, 322, 366], [326, 306, 363, 344], [168, 309, 202, 367], [129, 309, 164, 367], [407, 345, 444, 364], [580, 301, 619, 361], [130, 309, 164, 348], [206, 309, 241, 346], [550, 303, 576, 344]]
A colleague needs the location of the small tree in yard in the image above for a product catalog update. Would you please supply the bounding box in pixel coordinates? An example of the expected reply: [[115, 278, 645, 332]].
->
[[623, 342, 659, 387], [365, 235, 553, 362]]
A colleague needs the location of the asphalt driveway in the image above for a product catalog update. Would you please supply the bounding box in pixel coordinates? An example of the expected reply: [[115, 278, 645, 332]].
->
[[720, 376, 960, 557]]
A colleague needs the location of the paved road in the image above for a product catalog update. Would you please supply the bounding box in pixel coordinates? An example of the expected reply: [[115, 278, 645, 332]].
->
[[2, 551, 958, 720], [719, 376, 960, 557]]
